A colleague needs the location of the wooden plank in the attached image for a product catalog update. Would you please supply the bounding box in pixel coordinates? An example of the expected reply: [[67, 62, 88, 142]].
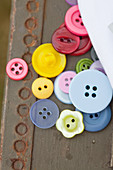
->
[[0, 0, 44, 169], [1, 0, 113, 170], [31, 0, 113, 170]]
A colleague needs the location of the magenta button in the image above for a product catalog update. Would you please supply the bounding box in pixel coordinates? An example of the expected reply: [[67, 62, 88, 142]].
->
[[59, 71, 76, 94], [90, 60, 106, 75], [6, 58, 28, 80]]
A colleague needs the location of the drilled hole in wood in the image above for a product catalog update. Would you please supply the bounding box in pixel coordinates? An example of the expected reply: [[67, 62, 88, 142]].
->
[[14, 140, 26, 153], [23, 68, 33, 81], [17, 104, 29, 117], [23, 34, 38, 47], [22, 52, 32, 65], [15, 123, 28, 136], [26, 0, 39, 13], [25, 17, 38, 31], [11, 159, 25, 170], [18, 87, 32, 100]]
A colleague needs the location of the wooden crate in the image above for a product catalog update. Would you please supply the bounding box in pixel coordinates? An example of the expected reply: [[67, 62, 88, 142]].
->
[[1, 0, 113, 169]]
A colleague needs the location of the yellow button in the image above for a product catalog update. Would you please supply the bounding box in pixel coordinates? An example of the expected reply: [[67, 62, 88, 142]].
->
[[56, 110, 84, 138], [32, 77, 54, 99], [32, 43, 66, 78]]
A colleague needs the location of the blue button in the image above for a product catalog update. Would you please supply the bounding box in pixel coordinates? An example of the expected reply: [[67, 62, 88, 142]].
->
[[69, 70, 112, 113], [54, 74, 72, 104], [76, 106, 111, 132], [91, 47, 99, 61], [30, 99, 59, 129]]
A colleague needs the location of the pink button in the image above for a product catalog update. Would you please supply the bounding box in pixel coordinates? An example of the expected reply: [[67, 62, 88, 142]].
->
[[59, 71, 76, 94], [65, 5, 88, 36], [6, 58, 28, 80]]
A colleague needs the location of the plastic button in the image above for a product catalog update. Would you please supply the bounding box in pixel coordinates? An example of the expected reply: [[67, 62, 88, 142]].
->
[[59, 71, 76, 93], [54, 74, 72, 104], [76, 106, 111, 132], [69, 70, 112, 113], [30, 99, 59, 129], [65, 0, 78, 6], [91, 47, 99, 61], [32, 77, 53, 99], [90, 60, 106, 75], [32, 43, 66, 78], [65, 5, 88, 36], [76, 58, 93, 73], [52, 26, 80, 54], [71, 36, 92, 56], [56, 110, 84, 138], [6, 58, 28, 80]]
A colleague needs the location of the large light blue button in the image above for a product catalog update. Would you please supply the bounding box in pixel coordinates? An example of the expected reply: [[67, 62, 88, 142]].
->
[[69, 70, 112, 113], [76, 106, 111, 132]]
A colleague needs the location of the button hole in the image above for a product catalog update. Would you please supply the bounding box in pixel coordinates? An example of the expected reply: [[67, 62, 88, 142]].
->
[[16, 71, 19, 75], [90, 114, 93, 118], [76, 19, 79, 22], [81, 22, 84, 26], [60, 38, 64, 42], [15, 63, 18, 67], [85, 85, 90, 90], [43, 116, 46, 119], [79, 15, 81, 18], [44, 85, 47, 89], [19, 67, 23, 70], [93, 86, 97, 91], [83, 64, 85, 67], [70, 77, 73, 81], [11, 68, 15, 71], [72, 119, 75, 122], [92, 93, 96, 98], [38, 87, 42, 91], [85, 92, 89, 97], [67, 39, 71, 43], [65, 83, 69, 87], [39, 112, 42, 115], [43, 108, 47, 111], [47, 112, 51, 116], [95, 113, 98, 117], [67, 124, 70, 128], [65, 78, 68, 81]]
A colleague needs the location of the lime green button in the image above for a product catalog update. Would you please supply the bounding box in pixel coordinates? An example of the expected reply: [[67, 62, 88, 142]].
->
[[56, 110, 84, 138], [76, 58, 93, 73]]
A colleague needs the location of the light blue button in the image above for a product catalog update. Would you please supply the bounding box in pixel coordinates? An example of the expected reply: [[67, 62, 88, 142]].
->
[[76, 106, 111, 132], [54, 74, 72, 104], [69, 70, 112, 113], [30, 99, 59, 129]]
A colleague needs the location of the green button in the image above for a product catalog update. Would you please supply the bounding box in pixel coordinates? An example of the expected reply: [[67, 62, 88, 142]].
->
[[76, 58, 93, 73], [56, 110, 84, 138]]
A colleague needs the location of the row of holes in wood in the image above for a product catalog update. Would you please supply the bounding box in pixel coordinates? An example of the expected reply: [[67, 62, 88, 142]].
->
[[12, 0, 39, 169]]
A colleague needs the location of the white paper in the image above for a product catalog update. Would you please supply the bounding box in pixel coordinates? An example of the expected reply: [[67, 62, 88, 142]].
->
[[78, 0, 113, 88]]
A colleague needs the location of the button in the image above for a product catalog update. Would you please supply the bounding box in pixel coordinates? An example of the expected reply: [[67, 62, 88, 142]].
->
[[30, 99, 59, 129], [59, 71, 76, 93], [65, 5, 88, 36], [90, 60, 106, 75], [76, 58, 93, 73], [71, 36, 92, 56], [91, 47, 99, 61], [32, 43, 66, 78], [56, 110, 84, 138], [69, 70, 113, 113], [76, 106, 111, 132], [32, 77, 53, 99], [54, 74, 72, 104], [59, 23, 65, 29], [52, 26, 80, 54], [6, 58, 28, 80], [65, 0, 78, 6]]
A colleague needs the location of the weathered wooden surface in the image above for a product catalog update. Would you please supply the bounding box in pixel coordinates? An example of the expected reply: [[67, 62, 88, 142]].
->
[[1, 0, 113, 170]]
